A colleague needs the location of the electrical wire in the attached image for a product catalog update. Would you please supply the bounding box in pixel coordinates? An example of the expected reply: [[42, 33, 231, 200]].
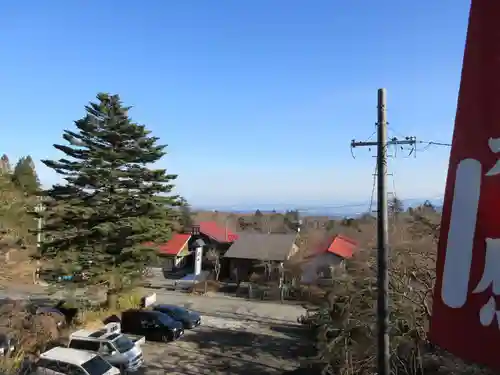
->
[[417, 140, 452, 152], [351, 126, 442, 214], [418, 141, 451, 147], [387, 124, 452, 152], [387, 125, 408, 140], [365, 130, 377, 141]]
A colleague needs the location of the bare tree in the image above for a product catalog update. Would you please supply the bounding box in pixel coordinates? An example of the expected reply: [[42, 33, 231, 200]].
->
[[204, 247, 221, 280], [278, 262, 286, 302], [297, 210, 495, 375], [214, 256, 221, 281], [263, 261, 272, 281], [328, 264, 336, 285]]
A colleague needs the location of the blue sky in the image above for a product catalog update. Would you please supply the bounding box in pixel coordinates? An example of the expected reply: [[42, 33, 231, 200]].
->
[[0, 0, 470, 208]]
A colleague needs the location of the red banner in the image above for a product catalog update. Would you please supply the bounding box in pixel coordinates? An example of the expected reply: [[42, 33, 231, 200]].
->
[[430, 0, 500, 370]]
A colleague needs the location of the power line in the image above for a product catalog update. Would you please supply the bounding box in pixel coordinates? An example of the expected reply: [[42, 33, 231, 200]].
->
[[364, 130, 377, 141], [417, 140, 452, 152], [418, 140, 451, 147], [389, 125, 451, 148], [388, 125, 451, 147]]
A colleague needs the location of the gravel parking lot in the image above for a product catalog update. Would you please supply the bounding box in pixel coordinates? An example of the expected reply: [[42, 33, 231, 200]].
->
[[142, 291, 312, 375], [0, 285, 312, 374]]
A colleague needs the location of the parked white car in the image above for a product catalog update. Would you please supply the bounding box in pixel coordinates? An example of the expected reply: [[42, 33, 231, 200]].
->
[[68, 323, 145, 372], [33, 347, 120, 375]]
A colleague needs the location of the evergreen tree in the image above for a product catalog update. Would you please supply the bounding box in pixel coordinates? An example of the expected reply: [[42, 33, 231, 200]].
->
[[253, 209, 264, 232], [12, 156, 39, 195], [39, 93, 180, 306]]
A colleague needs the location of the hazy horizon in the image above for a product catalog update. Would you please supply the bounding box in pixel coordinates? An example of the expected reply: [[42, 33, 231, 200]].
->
[[193, 196, 444, 216]]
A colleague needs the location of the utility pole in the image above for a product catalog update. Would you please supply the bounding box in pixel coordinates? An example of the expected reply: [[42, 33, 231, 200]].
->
[[350, 88, 416, 375]]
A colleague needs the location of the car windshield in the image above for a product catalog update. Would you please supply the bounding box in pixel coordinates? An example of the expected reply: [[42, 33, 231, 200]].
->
[[81, 355, 113, 375], [112, 335, 134, 353]]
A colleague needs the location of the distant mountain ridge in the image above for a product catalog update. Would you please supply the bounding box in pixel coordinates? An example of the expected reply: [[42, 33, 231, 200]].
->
[[194, 197, 444, 218]]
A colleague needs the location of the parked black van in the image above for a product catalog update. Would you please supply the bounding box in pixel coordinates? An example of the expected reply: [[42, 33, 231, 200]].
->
[[120, 309, 184, 342]]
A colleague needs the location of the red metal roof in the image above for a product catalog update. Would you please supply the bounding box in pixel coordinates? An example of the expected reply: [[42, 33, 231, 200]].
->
[[326, 235, 357, 259], [198, 221, 239, 243], [156, 233, 191, 256]]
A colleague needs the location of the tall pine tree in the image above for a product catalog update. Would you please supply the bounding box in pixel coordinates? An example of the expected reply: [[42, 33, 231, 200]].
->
[[12, 156, 39, 195], [40, 93, 180, 306]]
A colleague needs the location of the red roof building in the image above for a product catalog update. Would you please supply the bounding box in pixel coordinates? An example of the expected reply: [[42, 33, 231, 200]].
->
[[154, 222, 238, 257], [301, 234, 358, 283], [156, 233, 191, 256], [198, 221, 239, 243], [150, 221, 239, 274], [308, 234, 357, 259]]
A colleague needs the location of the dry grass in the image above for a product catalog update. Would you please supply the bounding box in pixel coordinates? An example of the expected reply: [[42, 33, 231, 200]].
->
[[189, 280, 223, 294], [0, 290, 143, 374], [69, 290, 143, 329], [0, 351, 25, 375], [0, 300, 63, 375], [0, 249, 41, 289]]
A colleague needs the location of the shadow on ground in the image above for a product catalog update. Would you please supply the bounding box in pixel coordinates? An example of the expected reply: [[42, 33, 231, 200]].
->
[[268, 324, 315, 341], [144, 325, 316, 375], [196, 310, 314, 341], [176, 306, 305, 327]]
